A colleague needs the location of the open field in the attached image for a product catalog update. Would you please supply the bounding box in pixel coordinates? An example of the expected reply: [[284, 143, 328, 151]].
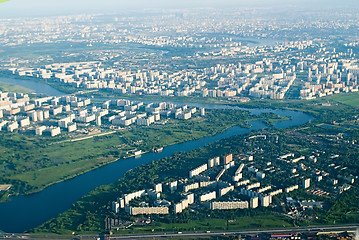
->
[[324, 92, 359, 107], [112, 215, 294, 235]]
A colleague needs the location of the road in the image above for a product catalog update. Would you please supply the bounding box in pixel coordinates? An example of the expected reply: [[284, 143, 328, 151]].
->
[[0, 225, 358, 240]]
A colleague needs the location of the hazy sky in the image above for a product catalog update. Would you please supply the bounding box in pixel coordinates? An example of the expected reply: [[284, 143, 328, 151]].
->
[[0, 0, 358, 18]]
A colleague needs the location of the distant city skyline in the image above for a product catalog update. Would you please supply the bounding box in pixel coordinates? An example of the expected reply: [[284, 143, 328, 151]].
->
[[0, 0, 358, 18]]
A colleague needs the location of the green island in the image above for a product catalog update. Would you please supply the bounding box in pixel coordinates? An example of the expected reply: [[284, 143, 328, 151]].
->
[[28, 96, 359, 235]]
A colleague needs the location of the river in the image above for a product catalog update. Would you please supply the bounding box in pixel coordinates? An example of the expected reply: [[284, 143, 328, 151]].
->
[[0, 77, 314, 233]]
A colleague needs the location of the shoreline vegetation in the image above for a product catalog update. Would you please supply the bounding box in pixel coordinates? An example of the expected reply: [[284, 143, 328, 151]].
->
[[0, 105, 289, 202], [1, 76, 359, 234], [32, 110, 359, 234], [1, 75, 357, 202], [1, 74, 354, 200], [26, 81, 359, 235]]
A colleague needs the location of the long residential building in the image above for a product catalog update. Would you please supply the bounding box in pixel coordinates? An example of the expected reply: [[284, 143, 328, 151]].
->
[[210, 201, 249, 210], [125, 206, 169, 215]]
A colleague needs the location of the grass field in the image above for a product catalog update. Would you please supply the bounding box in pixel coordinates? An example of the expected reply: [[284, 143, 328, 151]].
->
[[47, 214, 294, 235], [112, 215, 294, 235], [9, 155, 118, 190], [2, 132, 128, 193], [325, 92, 359, 107], [0, 81, 33, 93], [6, 119, 238, 192]]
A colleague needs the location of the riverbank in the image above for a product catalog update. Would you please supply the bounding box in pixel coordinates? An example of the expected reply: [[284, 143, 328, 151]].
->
[[0, 106, 313, 233], [30, 121, 311, 234], [0, 108, 287, 198], [32, 108, 359, 235], [0, 75, 294, 200], [0, 74, 316, 233], [0, 74, 332, 201]]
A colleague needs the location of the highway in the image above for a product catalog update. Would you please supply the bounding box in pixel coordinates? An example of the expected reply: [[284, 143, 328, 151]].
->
[[0, 225, 358, 240]]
